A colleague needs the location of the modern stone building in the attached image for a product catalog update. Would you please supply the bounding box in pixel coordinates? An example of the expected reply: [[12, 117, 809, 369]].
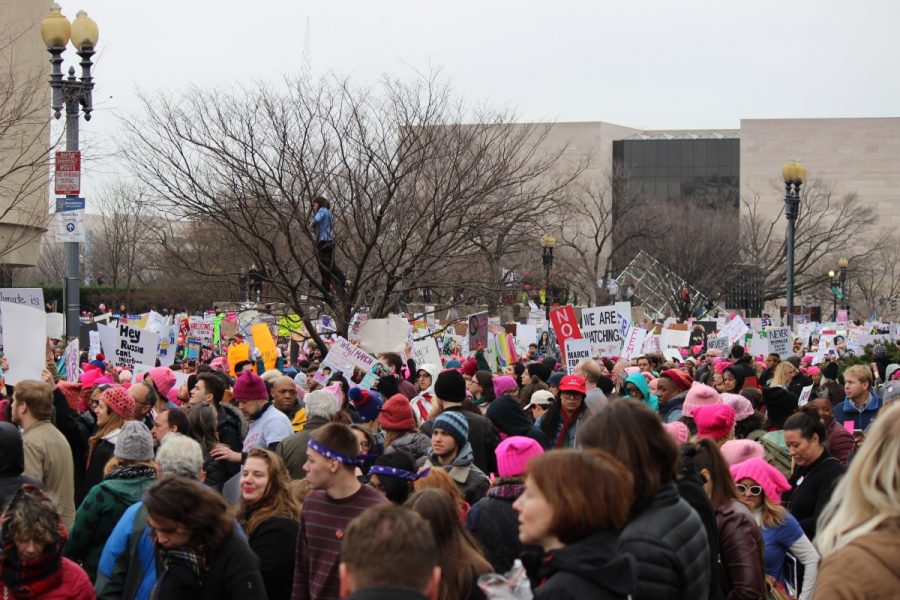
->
[[0, 0, 52, 278]]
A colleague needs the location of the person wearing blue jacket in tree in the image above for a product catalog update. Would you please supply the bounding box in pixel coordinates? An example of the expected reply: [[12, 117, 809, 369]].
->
[[95, 434, 206, 600], [832, 365, 881, 432], [624, 371, 659, 412]]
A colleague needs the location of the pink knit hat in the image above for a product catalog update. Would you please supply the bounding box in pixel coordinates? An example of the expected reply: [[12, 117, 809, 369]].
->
[[682, 382, 722, 418], [232, 371, 268, 401], [721, 393, 754, 422], [720, 439, 765, 466], [730, 458, 791, 503], [493, 375, 518, 398], [100, 386, 135, 419], [663, 421, 690, 445], [806, 366, 821, 376], [694, 404, 735, 440], [495, 435, 544, 478], [148, 367, 177, 397]]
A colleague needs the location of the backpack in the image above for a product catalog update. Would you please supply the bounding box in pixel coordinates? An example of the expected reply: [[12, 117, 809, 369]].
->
[[756, 430, 792, 479]]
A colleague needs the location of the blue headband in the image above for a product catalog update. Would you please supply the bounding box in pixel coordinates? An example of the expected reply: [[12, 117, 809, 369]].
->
[[308, 438, 360, 466], [368, 465, 431, 481]]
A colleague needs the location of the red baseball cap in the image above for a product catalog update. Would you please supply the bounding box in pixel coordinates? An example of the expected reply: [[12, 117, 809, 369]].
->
[[558, 375, 586, 395]]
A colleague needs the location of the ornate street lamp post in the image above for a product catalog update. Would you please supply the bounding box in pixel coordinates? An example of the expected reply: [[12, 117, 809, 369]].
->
[[540, 235, 555, 320], [782, 160, 806, 328], [838, 256, 849, 316]]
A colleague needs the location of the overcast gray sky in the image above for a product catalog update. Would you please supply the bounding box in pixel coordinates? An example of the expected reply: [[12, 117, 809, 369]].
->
[[54, 0, 900, 188]]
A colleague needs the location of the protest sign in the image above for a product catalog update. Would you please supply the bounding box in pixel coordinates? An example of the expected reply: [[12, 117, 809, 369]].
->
[[0, 288, 44, 345], [313, 336, 377, 386], [46, 313, 64, 340], [642, 334, 661, 354], [1, 302, 46, 384], [219, 316, 239, 341], [515, 323, 538, 347], [720, 315, 750, 345], [98, 323, 160, 369], [766, 327, 793, 358], [707, 336, 731, 355], [467, 312, 489, 351], [578, 305, 618, 355], [157, 324, 179, 367], [660, 324, 691, 349], [798, 385, 814, 407], [527, 309, 546, 331], [88, 330, 101, 359], [663, 348, 683, 363], [186, 340, 201, 360], [131, 363, 154, 384], [357, 315, 409, 354], [564, 338, 592, 375], [837, 310, 848, 323], [188, 318, 214, 345], [64, 338, 79, 382], [412, 338, 442, 368], [228, 343, 250, 375], [622, 325, 647, 360], [251, 323, 278, 371]]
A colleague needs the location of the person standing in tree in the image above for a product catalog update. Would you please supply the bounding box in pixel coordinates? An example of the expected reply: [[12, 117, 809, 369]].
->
[[308, 196, 347, 294]]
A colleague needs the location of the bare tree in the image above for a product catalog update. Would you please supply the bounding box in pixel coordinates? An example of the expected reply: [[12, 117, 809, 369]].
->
[[740, 179, 886, 303], [121, 72, 581, 342], [850, 234, 900, 319]]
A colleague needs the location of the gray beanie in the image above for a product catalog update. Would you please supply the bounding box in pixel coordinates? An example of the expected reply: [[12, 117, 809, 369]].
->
[[115, 421, 154, 461]]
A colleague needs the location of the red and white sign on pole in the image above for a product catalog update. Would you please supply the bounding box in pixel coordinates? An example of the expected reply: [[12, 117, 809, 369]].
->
[[549, 305, 583, 355], [54, 151, 81, 195]]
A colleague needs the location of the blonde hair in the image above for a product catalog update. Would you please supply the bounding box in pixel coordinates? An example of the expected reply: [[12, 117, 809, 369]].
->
[[770, 362, 796, 387], [103, 456, 157, 477], [815, 403, 900, 557], [758, 494, 787, 529], [842, 364, 873, 391]]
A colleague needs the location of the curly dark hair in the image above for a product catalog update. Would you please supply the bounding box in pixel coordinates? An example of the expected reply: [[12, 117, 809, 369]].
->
[[143, 476, 234, 553]]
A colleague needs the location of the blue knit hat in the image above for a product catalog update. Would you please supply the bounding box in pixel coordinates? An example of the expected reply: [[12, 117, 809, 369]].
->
[[433, 411, 469, 449]]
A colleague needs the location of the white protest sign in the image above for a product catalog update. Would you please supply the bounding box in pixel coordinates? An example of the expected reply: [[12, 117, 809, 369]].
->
[[516, 323, 538, 347], [660, 326, 691, 349], [188, 317, 214, 345], [564, 338, 593, 375], [580, 305, 622, 356], [313, 336, 377, 385], [467, 312, 489, 352], [527, 309, 546, 331], [483, 333, 499, 371], [157, 324, 179, 367], [98, 323, 160, 369], [88, 330, 101, 359], [642, 333, 661, 354], [719, 316, 750, 345], [64, 338, 80, 382], [663, 348, 683, 363], [0, 288, 45, 345], [622, 326, 647, 360], [1, 302, 46, 384], [46, 313, 65, 340], [749, 333, 769, 358], [357, 315, 409, 354], [797, 384, 814, 407], [766, 327, 793, 358], [412, 338, 442, 368]]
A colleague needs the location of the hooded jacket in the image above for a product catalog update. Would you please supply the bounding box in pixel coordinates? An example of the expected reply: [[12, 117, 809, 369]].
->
[[410, 363, 440, 425], [384, 431, 432, 462], [815, 517, 900, 600], [658, 391, 688, 423], [65, 468, 157, 580], [421, 406, 499, 475], [417, 442, 490, 505], [535, 530, 636, 600], [624, 373, 659, 412], [832, 390, 881, 432], [276, 414, 331, 479], [0, 422, 42, 509], [485, 395, 551, 449]]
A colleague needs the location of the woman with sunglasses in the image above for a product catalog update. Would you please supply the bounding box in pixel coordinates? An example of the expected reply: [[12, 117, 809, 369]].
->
[[730, 458, 819, 600]]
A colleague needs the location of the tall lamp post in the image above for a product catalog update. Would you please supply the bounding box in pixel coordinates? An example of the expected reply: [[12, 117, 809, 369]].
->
[[40, 3, 98, 341], [540, 234, 555, 320], [782, 160, 806, 328], [828, 270, 838, 321], [838, 257, 849, 316]]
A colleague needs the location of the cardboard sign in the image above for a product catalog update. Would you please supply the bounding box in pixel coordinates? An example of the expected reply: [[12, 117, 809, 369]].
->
[[313, 336, 377, 386], [766, 327, 793, 358], [660, 325, 691, 349], [251, 323, 278, 371], [412, 338, 442, 368], [64, 339, 80, 382], [357, 315, 409, 354], [46, 313, 65, 340], [797, 384, 814, 407], [622, 326, 647, 360], [720, 316, 750, 345], [1, 302, 46, 384], [98, 323, 160, 369], [707, 336, 731, 354], [578, 305, 623, 355], [467, 312, 489, 351], [564, 338, 593, 375], [0, 288, 45, 345]]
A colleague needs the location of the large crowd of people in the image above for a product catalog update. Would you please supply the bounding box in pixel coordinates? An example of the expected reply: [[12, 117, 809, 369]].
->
[[0, 324, 898, 600]]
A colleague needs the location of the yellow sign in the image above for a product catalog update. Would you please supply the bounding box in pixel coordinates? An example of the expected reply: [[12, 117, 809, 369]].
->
[[251, 323, 278, 371], [227, 343, 250, 376]]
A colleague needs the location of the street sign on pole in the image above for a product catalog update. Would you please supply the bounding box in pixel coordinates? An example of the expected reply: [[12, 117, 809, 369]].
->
[[54, 151, 81, 195], [54, 197, 85, 243]]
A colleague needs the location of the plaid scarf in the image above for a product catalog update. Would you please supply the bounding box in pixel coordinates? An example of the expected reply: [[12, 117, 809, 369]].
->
[[487, 480, 525, 500], [0, 529, 65, 599], [149, 545, 208, 600]]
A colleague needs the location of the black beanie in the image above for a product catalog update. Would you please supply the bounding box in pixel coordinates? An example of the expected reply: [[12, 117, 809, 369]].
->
[[434, 370, 466, 404], [596, 375, 615, 395], [821, 362, 839, 381], [526, 362, 550, 383]]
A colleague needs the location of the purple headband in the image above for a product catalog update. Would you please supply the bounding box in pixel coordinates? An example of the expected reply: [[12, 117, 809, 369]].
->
[[368, 465, 431, 481], [308, 438, 360, 466]]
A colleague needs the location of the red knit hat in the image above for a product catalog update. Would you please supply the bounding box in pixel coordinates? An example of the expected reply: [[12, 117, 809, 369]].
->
[[101, 386, 135, 419], [378, 393, 416, 431], [661, 368, 693, 392], [694, 404, 736, 440], [460, 357, 479, 378], [232, 371, 268, 401]]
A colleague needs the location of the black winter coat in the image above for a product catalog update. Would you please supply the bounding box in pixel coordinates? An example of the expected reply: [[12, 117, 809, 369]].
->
[[618, 482, 711, 600], [421, 406, 498, 475], [80, 438, 114, 501], [785, 450, 845, 540], [676, 479, 724, 600], [247, 516, 299, 600], [535, 530, 636, 600], [0, 422, 42, 509], [466, 481, 542, 575], [485, 396, 551, 449]]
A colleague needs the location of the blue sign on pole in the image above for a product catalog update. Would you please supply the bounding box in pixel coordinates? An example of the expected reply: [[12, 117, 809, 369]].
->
[[55, 197, 86, 212]]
